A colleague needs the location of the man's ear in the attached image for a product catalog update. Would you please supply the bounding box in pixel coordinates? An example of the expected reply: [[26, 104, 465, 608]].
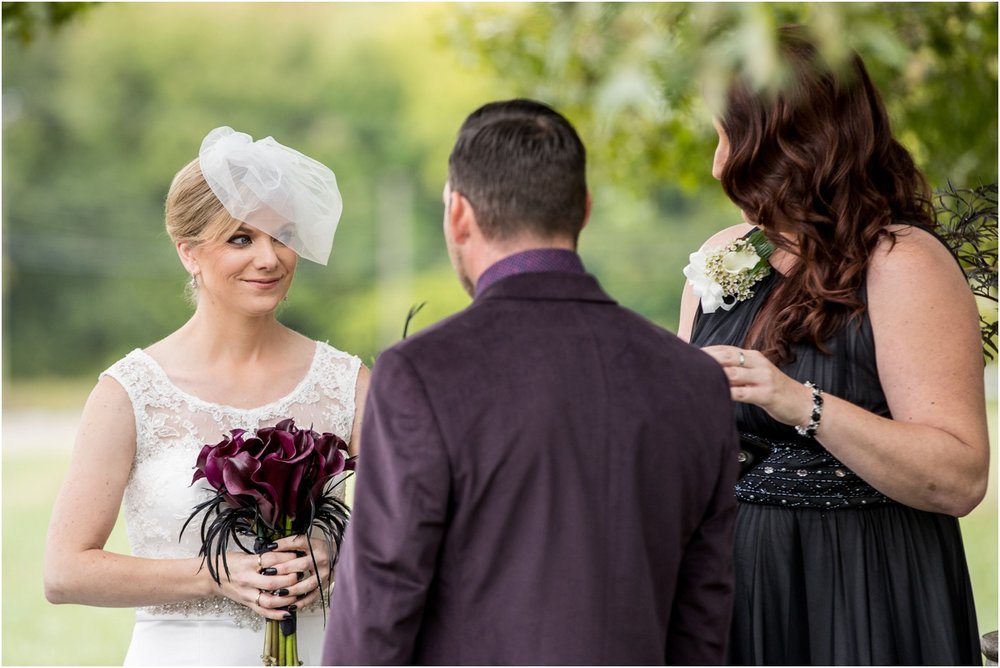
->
[[581, 191, 593, 230], [176, 241, 200, 276], [447, 191, 476, 244]]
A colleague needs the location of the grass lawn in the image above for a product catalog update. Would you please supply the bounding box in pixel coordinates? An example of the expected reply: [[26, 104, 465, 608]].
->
[[2, 382, 997, 664], [3, 452, 133, 665]]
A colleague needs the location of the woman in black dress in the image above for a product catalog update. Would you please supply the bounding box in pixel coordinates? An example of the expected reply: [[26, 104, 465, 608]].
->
[[679, 25, 989, 665]]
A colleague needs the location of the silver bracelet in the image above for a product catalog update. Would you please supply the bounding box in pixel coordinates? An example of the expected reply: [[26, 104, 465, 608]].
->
[[794, 382, 824, 438]]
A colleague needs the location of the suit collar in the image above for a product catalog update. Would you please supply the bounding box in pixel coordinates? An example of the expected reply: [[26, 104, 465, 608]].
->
[[475, 271, 617, 305], [475, 248, 585, 297]]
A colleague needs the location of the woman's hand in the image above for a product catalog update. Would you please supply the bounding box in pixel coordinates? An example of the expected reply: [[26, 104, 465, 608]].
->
[[215, 535, 335, 621], [700, 345, 814, 429]]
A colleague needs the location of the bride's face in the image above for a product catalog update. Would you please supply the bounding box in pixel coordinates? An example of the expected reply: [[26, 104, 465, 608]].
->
[[188, 223, 298, 316]]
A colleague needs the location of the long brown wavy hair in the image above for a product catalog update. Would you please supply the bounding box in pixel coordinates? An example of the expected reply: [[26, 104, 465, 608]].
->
[[718, 25, 935, 365]]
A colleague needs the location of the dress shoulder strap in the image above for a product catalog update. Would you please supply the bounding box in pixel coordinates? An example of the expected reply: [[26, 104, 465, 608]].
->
[[310, 341, 362, 405], [100, 349, 166, 420]]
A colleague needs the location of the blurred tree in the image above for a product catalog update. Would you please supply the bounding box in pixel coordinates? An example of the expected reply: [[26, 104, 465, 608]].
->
[[3, 3, 996, 381], [2, 2, 97, 45], [446, 3, 998, 192], [2, 4, 492, 379], [444, 2, 998, 344]]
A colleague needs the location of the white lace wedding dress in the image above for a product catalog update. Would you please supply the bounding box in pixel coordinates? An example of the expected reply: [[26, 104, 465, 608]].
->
[[102, 341, 361, 666]]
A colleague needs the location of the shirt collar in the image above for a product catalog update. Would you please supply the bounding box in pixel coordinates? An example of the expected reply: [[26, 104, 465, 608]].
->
[[475, 248, 585, 298]]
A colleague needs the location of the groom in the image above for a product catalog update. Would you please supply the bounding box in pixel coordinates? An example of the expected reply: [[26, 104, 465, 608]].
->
[[323, 99, 738, 665]]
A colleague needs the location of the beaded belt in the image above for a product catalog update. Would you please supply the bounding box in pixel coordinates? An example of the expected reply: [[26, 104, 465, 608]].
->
[[735, 436, 890, 509], [137, 596, 323, 632]]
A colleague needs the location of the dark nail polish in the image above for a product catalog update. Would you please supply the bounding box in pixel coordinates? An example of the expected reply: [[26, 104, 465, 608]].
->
[[285, 604, 298, 612], [262, 567, 277, 576], [296, 571, 305, 581], [266, 542, 279, 551], [275, 588, 289, 596]]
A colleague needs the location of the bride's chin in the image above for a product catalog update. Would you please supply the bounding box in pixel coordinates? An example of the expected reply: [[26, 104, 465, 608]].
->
[[234, 298, 285, 318]]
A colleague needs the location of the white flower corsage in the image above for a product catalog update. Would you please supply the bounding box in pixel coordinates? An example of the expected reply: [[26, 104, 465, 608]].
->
[[683, 229, 774, 313]]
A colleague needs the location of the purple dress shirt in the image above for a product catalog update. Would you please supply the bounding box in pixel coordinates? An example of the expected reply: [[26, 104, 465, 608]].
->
[[475, 248, 585, 297]]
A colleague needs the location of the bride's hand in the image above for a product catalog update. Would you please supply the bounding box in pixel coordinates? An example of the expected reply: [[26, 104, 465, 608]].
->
[[700, 345, 815, 429], [258, 535, 336, 613], [213, 535, 334, 620]]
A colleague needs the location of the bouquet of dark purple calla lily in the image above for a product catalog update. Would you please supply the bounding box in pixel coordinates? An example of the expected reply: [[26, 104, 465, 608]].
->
[[181, 418, 355, 666]]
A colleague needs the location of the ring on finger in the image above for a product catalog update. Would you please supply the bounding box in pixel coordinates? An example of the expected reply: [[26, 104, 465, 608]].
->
[[255, 590, 262, 607], [738, 351, 746, 367], [257, 553, 263, 569]]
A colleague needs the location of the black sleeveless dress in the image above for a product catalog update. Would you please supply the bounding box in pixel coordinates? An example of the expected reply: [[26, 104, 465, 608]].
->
[[691, 268, 981, 665]]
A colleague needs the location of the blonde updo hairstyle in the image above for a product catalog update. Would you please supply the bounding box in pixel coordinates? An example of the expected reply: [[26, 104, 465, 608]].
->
[[165, 158, 240, 301]]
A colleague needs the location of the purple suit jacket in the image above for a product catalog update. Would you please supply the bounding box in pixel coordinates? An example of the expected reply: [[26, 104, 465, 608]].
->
[[323, 271, 738, 665]]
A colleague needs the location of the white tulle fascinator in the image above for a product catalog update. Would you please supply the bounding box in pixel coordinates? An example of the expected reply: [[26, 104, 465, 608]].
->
[[198, 127, 342, 265]]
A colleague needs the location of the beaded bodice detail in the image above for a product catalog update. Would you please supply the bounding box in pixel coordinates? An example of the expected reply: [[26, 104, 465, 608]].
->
[[102, 342, 361, 629], [691, 269, 891, 509]]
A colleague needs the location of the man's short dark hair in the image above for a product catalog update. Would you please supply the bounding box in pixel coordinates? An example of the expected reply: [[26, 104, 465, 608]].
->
[[448, 99, 587, 242]]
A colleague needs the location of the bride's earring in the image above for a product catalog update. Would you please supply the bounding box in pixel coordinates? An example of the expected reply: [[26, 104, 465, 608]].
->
[[189, 274, 198, 289]]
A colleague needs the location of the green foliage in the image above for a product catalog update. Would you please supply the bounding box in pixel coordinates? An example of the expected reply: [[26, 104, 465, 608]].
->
[[3, 4, 498, 378], [2, 2, 96, 45], [3, 3, 997, 382], [447, 3, 998, 193], [445, 2, 998, 340], [933, 183, 998, 359]]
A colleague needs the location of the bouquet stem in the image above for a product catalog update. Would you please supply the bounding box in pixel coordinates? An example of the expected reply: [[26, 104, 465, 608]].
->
[[264, 621, 274, 664], [260, 517, 301, 666]]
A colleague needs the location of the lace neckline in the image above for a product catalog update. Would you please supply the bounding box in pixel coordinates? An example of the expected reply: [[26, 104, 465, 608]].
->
[[132, 342, 322, 413]]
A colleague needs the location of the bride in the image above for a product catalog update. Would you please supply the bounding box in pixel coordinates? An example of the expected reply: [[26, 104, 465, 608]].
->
[[43, 127, 370, 665]]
